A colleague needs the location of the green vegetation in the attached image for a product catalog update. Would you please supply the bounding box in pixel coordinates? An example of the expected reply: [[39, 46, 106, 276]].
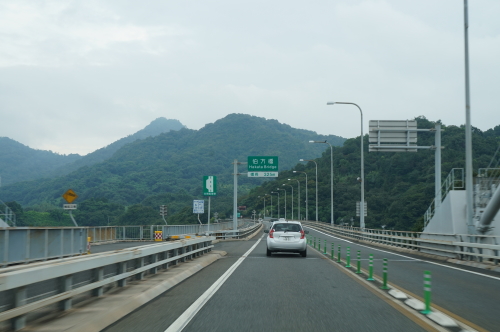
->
[[5, 114, 496, 231], [1, 114, 344, 227], [240, 117, 500, 231]]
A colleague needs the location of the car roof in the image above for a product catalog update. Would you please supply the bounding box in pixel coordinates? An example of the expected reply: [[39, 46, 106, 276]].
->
[[272, 220, 301, 225]]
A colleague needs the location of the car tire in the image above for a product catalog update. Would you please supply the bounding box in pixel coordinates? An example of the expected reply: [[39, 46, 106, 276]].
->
[[300, 249, 307, 257], [266, 248, 271, 256]]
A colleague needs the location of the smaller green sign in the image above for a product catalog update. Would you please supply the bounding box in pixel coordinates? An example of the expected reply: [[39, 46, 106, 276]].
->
[[247, 156, 278, 172], [203, 176, 217, 196]]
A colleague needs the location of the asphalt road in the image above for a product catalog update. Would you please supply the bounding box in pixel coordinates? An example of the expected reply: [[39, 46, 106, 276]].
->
[[104, 230, 429, 332], [304, 224, 500, 331]]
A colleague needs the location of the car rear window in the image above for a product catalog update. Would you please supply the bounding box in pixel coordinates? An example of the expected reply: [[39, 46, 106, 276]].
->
[[272, 223, 301, 232]]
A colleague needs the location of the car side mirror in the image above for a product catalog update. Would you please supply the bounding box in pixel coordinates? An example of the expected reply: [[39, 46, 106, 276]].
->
[[264, 230, 269, 233], [304, 230, 309, 234]]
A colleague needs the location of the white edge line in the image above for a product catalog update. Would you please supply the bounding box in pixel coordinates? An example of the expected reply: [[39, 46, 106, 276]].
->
[[305, 226, 500, 281], [165, 234, 265, 332]]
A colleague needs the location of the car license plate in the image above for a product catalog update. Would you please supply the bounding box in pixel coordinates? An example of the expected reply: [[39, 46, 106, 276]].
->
[[282, 236, 290, 241]]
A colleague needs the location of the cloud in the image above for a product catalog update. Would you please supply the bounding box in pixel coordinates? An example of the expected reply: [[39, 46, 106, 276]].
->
[[0, 1, 188, 67]]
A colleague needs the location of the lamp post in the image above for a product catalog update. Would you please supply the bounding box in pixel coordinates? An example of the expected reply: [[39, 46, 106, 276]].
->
[[288, 179, 300, 220], [327, 102, 365, 229], [269, 193, 273, 218], [258, 194, 268, 218], [271, 191, 279, 218], [300, 159, 318, 222], [310, 140, 334, 225], [284, 184, 293, 220], [293, 171, 308, 221], [277, 188, 286, 219]]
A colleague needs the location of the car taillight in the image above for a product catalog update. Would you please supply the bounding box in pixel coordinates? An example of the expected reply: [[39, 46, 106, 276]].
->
[[300, 230, 305, 239], [269, 229, 274, 238]]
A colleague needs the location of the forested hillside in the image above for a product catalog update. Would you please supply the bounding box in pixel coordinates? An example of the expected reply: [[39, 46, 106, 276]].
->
[[1, 114, 344, 226], [0, 138, 81, 186], [50, 118, 186, 177], [240, 117, 500, 231], [0, 118, 184, 186]]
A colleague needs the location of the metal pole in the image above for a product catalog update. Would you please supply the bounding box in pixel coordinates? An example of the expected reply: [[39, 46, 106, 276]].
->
[[315, 161, 318, 221], [329, 143, 333, 225], [208, 196, 211, 233], [285, 184, 294, 220], [233, 159, 238, 232], [294, 172, 307, 220], [278, 188, 286, 220], [329, 102, 364, 229], [270, 193, 273, 218], [435, 124, 442, 209], [297, 181, 300, 220], [277, 192, 280, 219], [264, 195, 267, 218], [464, 0, 474, 234]]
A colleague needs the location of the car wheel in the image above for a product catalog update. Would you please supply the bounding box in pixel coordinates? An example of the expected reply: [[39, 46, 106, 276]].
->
[[300, 249, 307, 257], [266, 248, 271, 256]]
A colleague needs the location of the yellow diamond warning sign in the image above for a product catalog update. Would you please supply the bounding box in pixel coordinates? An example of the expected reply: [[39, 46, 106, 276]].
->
[[62, 189, 78, 204]]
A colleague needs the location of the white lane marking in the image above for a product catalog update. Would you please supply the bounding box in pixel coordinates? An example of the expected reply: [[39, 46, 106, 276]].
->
[[305, 226, 500, 281], [165, 235, 264, 332]]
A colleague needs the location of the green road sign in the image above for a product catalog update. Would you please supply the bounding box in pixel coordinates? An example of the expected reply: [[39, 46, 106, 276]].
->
[[248, 156, 278, 172], [203, 176, 217, 196]]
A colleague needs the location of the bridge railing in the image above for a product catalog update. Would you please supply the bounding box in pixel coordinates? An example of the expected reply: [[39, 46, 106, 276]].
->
[[88, 220, 244, 243], [0, 236, 214, 331], [0, 227, 87, 267], [303, 221, 500, 265], [0, 220, 257, 267], [424, 168, 464, 227]]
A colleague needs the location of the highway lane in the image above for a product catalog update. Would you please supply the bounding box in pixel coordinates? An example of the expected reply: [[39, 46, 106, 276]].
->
[[105, 230, 430, 332], [305, 225, 500, 331]]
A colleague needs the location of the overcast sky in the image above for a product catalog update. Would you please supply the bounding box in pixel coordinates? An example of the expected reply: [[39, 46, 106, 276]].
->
[[0, 0, 498, 155]]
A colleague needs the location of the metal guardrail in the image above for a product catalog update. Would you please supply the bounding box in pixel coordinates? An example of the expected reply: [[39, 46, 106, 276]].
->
[[0, 220, 252, 267], [302, 222, 500, 265], [87, 220, 245, 243], [209, 222, 261, 239], [0, 236, 214, 330], [1, 227, 87, 267]]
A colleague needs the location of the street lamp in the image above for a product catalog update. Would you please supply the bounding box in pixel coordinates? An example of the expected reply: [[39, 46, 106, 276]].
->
[[300, 159, 318, 222], [277, 188, 286, 219], [271, 191, 280, 219], [327, 101, 365, 229], [283, 184, 294, 220], [258, 194, 268, 218], [288, 178, 300, 220], [293, 171, 308, 221], [310, 140, 334, 225]]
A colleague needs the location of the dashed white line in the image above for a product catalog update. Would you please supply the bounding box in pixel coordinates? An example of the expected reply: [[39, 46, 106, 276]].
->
[[165, 234, 265, 332]]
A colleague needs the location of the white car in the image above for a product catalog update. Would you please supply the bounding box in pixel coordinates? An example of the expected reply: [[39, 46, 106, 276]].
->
[[264, 221, 309, 257]]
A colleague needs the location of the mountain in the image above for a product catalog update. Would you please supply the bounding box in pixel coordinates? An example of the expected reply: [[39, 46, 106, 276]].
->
[[0, 138, 81, 186], [0, 114, 345, 211], [0, 118, 185, 186], [50, 118, 186, 177]]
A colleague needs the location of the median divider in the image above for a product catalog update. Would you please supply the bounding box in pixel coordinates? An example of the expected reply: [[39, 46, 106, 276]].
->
[[305, 227, 469, 331]]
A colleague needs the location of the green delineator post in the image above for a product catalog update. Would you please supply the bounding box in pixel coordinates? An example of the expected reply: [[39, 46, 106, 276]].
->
[[356, 250, 362, 274], [367, 254, 375, 281], [346, 247, 352, 268], [331, 242, 334, 260], [314, 237, 316, 249], [421, 271, 432, 314], [323, 240, 327, 254], [337, 245, 341, 263], [380, 258, 390, 290]]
